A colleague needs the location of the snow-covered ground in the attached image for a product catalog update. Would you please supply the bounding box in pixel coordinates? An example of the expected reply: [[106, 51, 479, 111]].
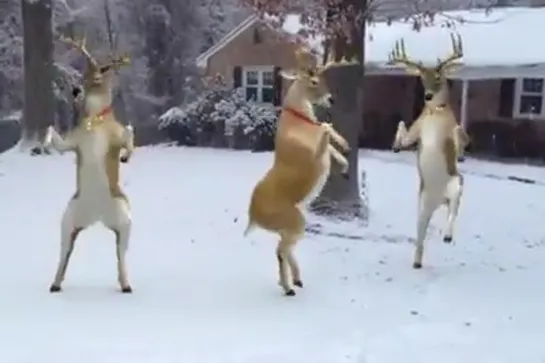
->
[[1, 146, 544, 363]]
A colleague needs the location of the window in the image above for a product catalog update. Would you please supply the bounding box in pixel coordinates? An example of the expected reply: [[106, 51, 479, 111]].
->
[[514, 78, 545, 118], [252, 28, 262, 44], [242, 67, 274, 104]]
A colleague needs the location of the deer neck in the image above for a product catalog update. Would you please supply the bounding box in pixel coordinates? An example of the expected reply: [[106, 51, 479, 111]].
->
[[83, 91, 113, 131], [282, 82, 317, 123]]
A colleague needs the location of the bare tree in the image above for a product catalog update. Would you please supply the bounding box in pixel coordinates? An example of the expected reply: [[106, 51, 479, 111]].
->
[[21, 0, 54, 147], [240, 0, 495, 222]]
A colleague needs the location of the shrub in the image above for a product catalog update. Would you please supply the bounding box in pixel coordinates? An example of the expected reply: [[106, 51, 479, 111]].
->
[[159, 81, 279, 150]]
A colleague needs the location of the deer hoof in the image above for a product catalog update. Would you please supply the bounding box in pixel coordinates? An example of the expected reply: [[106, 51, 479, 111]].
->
[[393, 147, 401, 153], [412, 262, 422, 269], [121, 286, 133, 293], [120, 156, 129, 163], [457, 156, 465, 162], [285, 289, 296, 296], [49, 284, 62, 293], [341, 172, 349, 180], [443, 235, 453, 243], [293, 280, 303, 288]]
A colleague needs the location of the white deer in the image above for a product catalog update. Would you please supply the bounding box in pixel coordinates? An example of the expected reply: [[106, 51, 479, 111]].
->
[[44, 35, 135, 293], [245, 47, 353, 296], [389, 34, 470, 269]]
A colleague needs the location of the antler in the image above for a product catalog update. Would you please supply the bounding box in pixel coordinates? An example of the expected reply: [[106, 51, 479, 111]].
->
[[98, 53, 131, 73], [436, 33, 463, 69], [295, 47, 318, 71], [59, 34, 98, 68], [387, 39, 423, 69]]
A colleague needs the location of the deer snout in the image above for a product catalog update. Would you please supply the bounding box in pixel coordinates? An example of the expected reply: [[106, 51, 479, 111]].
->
[[424, 92, 433, 101], [327, 95, 334, 105]]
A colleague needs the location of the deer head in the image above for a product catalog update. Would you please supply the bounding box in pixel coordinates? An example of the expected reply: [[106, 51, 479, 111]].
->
[[387, 33, 463, 109], [60, 35, 130, 114], [280, 46, 348, 109]]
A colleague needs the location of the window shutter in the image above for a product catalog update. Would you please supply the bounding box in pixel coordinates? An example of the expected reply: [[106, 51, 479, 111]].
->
[[233, 66, 242, 89], [273, 66, 282, 106], [499, 79, 515, 117]]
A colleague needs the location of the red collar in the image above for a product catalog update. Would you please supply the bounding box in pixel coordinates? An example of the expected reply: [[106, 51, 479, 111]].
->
[[95, 105, 113, 118], [283, 107, 318, 126]]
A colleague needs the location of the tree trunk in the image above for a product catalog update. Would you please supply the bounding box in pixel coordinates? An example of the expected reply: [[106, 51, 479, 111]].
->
[[310, 0, 368, 222], [104, 0, 129, 125], [21, 0, 54, 145]]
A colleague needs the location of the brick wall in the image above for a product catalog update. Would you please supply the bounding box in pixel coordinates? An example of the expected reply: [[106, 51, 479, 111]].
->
[[206, 22, 298, 97]]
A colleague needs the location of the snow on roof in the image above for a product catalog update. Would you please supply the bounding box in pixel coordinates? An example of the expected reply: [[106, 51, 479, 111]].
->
[[282, 7, 545, 67]]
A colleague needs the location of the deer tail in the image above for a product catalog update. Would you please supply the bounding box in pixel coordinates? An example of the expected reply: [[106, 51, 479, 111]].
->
[[243, 220, 255, 237]]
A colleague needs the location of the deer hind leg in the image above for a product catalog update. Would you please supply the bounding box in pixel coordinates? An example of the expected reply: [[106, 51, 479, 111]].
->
[[276, 206, 305, 296], [443, 175, 463, 243], [413, 189, 442, 269], [328, 144, 349, 177], [105, 198, 132, 293], [50, 199, 85, 292]]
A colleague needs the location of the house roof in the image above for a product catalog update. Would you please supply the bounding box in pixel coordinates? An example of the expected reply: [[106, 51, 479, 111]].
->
[[196, 15, 259, 69], [282, 7, 545, 68], [197, 7, 545, 73]]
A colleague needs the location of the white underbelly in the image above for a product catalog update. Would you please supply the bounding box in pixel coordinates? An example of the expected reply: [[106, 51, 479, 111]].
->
[[301, 152, 331, 206], [418, 146, 450, 196], [76, 131, 112, 205]]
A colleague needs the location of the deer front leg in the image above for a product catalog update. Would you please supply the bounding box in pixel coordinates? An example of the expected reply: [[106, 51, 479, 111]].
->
[[316, 124, 331, 160], [120, 125, 134, 163], [328, 144, 349, 178], [454, 125, 469, 162], [44, 126, 77, 153], [322, 123, 349, 153], [393, 121, 419, 152]]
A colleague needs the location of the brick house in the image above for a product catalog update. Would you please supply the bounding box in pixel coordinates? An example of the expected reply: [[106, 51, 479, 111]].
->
[[196, 7, 545, 159]]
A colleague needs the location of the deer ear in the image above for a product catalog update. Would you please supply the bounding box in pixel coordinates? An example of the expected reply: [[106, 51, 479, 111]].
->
[[404, 65, 421, 76], [442, 62, 462, 75], [279, 69, 298, 80]]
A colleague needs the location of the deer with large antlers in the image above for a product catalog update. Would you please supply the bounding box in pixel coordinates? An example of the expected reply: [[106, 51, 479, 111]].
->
[[389, 33, 470, 269], [244, 47, 353, 296], [44, 35, 135, 293]]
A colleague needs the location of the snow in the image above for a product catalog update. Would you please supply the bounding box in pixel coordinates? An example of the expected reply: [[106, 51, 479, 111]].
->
[[0, 110, 21, 123], [1, 146, 545, 362], [282, 7, 545, 67]]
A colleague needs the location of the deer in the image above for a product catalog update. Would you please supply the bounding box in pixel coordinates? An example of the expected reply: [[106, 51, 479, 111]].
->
[[388, 33, 470, 269], [43, 35, 135, 293], [244, 47, 353, 296]]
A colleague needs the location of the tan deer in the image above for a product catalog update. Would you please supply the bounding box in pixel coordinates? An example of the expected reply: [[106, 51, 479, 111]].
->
[[44, 35, 135, 293], [244, 47, 353, 296], [389, 34, 470, 269]]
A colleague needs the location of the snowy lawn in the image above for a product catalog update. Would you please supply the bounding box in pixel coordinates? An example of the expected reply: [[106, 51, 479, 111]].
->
[[1, 146, 544, 363]]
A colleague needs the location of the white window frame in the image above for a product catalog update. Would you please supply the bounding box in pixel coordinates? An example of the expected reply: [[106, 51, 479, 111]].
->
[[513, 78, 545, 119], [241, 66, 274, 104]]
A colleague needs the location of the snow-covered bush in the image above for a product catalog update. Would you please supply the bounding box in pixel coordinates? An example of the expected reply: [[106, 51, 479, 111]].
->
[[159, 81, 279, 150]]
